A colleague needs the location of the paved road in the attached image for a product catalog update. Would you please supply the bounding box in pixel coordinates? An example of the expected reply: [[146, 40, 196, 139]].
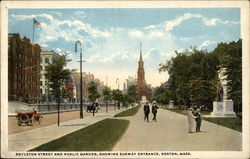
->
[[113, 107, 242, 151], [8, 107, 126, 151]]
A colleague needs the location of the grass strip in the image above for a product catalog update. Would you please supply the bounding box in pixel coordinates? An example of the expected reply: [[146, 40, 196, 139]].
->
[[205, 117, 242, 132], [114, 105, 140, 117], [30, 118, 129, 151], [161, 105, 242, 132]]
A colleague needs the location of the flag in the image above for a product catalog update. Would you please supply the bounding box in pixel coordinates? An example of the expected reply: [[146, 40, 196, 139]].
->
[[33, 18, 41, 29]]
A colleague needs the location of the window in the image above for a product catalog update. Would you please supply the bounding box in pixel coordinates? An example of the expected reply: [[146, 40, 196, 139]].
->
[[40, 81, 43, 86], [45, 58, 49, 63]]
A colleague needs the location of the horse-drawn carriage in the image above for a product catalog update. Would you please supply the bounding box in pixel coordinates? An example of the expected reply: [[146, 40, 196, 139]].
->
[[86, 103, 100, 113], [16, 109, 42, 126]]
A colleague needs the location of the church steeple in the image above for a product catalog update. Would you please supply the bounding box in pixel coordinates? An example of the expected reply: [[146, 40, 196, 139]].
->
[[139, 43, 142, 61], [136, 43, 152, 101]]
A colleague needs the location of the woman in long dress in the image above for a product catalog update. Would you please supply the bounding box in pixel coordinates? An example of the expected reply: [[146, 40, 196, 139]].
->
[[187, 107, 196, 133]]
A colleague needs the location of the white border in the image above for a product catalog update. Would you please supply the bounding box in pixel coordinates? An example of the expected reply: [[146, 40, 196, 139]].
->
[[1, 1, 249, 158]]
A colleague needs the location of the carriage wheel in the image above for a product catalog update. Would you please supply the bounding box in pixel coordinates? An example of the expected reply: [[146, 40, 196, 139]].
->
[[20, 114, 29, 125]]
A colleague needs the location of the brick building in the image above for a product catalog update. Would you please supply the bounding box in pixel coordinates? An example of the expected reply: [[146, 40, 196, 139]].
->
[[64, 75, 77, 103], [8, 33, 41, 103], [72, 72, 104, 103]]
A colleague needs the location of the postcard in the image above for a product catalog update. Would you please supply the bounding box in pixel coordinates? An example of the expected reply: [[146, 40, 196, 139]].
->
[[1, 0, 249, 158]]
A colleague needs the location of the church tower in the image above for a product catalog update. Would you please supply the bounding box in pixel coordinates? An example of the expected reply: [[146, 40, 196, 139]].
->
[[136, 43, 152, 101]]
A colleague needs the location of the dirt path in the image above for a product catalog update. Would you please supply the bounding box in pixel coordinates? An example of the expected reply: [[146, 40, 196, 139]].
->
[[9, 106, 117, 135], [113, 107, 242, 151]]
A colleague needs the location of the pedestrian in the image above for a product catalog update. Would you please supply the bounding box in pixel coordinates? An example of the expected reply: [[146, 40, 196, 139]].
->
[[187, 107, 196, 133], [194, 108, 203, 132], [152, 101, 159, 122], [144, 102, 150, 122]]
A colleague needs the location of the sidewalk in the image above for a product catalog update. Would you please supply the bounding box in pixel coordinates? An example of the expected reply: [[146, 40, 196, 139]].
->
[[113, 107, 242, 151], [9, 108, 126, 151]]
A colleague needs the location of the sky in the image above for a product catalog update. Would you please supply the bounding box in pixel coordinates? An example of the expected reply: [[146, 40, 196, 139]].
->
[[8, 8, 241, 89]]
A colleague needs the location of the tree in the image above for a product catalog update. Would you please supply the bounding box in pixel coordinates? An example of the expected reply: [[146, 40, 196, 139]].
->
[[87, 80, 100, 116], [45, 55, 71, 126], [220, 40, 242, 113], [159, 48, 219, 107], [188, 78, 215, 107], [126, 85, 139, 104], [176, 83, 190, 106], [102, 86, 112, 112], [111, 89, 123, 110]]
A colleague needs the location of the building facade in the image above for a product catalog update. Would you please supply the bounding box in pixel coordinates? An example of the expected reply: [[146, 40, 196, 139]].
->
[[64, 75, 77, 103], [123, 76, 137, 92], [40, 50, 61, 103], [72, 72, 104, 103], [8, 33, 41, 103], [136, 45, 152, 101]]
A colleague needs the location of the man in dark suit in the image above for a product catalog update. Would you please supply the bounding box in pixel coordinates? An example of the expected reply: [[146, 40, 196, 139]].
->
[[152, 101, 159, 122], [194, 108, 203, 132], [144, 102, 150, 122]]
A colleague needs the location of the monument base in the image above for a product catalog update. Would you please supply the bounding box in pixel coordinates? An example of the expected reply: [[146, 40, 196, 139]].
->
[[209, 100, 236, 118], [140, 95, 147, 105], [168, 105, 174, 109]]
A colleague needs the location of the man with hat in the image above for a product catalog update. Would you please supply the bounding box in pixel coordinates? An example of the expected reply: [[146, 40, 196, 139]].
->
[[152, 101, 159, 122], [144, 102, 150, 122]]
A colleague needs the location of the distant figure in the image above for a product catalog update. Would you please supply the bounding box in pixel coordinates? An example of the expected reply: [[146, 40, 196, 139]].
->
[[194, 108, 203, 132], [187, 107, 196, 133], [152, 101, 159, 122], [144, 102, 150, 122], [95, 102, 100, 112]]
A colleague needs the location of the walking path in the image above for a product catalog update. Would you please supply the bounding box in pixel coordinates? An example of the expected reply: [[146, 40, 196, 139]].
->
[[9, 108, 126, 151], [113, 107, 242, 151]]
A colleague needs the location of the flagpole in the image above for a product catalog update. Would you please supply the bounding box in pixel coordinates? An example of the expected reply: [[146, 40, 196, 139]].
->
[[32, 19, 35, 43]]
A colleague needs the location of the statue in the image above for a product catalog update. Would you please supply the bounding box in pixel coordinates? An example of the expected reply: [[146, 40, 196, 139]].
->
[[210, 68, 236, 117], [216, 81, 223, 102]]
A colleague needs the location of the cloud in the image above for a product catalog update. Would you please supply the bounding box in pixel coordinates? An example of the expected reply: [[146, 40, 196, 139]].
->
[[40, 43, 48, 48], [202, 17, 239, 26], [129, 30, 144, 38], [73, 11, 87, 19], [11, 13, 54, 21], [148, 30, 165, 38], [199, 40, 216, 49], [164, 13, 201, 31], [144, 13, 239, 32], [55, 48, 62, 53]]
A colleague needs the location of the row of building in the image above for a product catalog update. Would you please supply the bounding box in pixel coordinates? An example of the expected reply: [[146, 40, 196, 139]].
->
[[8, 33, 104, 104]]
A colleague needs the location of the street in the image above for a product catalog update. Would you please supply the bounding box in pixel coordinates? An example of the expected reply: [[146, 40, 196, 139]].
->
[[9, 106, 117, 135]]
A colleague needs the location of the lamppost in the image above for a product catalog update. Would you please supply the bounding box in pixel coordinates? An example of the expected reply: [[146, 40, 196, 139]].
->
[[75, 40, 84, 119]]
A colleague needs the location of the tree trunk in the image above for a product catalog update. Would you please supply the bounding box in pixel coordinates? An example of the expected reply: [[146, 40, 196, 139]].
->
[[57, 97, 60, 126], [106, 101, 108, 112]]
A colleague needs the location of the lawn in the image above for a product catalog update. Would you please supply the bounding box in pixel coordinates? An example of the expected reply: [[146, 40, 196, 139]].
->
[[30, 118, 129, 151], [115, 105, 140, 117], [205, 117, 242, 132], [160, 104, 242, 132]]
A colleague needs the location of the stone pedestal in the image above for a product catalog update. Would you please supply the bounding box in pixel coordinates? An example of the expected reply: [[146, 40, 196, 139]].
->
[[210, 99, 236, 118], [169, 100, 174, 109]]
